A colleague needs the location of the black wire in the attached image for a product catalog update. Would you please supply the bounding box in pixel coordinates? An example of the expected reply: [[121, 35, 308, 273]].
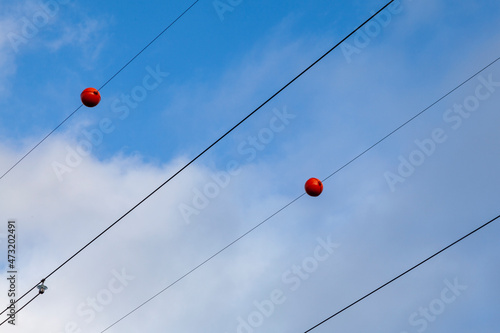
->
[[40, 0, 394, 289], [0, 0, 200, 313], [3, 0, 498, 324], [0, 283, 39, 317], [98, 0, 200, 90], [0, 0, 397, 317], [0, 106, 82, 182], [101, 50, 500, 333], [99, 53, 500, 331], [303, 213, 500, 332], [100, 195, 304, 332], [323, 55, 500, 182], [0, 293, 40, 326], [0, 0, 200, 182]]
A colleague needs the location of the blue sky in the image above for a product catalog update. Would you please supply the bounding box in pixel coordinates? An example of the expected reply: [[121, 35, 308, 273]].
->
[[0, 0, 500, 332]]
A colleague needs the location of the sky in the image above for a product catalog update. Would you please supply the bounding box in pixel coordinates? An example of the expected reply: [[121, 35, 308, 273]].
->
[[0, 0, 499, 332]]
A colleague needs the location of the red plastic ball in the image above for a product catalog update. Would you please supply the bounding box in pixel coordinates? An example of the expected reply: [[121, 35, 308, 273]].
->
[[81, 87, 101, 107], [305, 178, 323, 197]]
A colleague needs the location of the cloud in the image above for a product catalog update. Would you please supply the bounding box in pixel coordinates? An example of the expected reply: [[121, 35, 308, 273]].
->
[[1, 1, 500, 332], [0, 1, 108, 80], [0, 15, 19, 96], [45, 17, 109, 63], [0, 130, 300, 332]]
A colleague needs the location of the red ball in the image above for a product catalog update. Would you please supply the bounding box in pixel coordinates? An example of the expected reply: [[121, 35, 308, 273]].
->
[[81, 87, 101, 107], [305, 178, 323, 197]]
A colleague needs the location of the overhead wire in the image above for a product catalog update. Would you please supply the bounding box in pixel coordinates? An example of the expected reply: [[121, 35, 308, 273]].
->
[[4, 2, 500, 327], [0, 0, 396, 321], [303, 213, 500, 332], [4, 2, 499, 330], [323, 55, 500, 183], [0, 0, 200, 182], [100, 195, 304, 332], [97, 55, 500, 331], [0, 293, 40, 326]]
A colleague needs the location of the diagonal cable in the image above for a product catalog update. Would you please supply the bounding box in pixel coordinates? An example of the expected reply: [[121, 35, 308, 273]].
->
[[100, 53, 500, 331], [303, 213, 500, 332], [0, 293, 40, 326], [0, 0, 398, 316], [0, 0, 200, 182]]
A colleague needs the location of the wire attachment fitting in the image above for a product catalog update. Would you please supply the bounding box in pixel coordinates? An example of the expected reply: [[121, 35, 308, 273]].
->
[[37, 282, 48, 295]]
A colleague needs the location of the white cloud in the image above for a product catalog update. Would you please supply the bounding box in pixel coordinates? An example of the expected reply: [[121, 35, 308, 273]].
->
[[0, 16, 19, 96], [45, 17, 109, 64], [1, 1, 500, 332], [0, 1, 108, 91], [0, 131, 299, 332]]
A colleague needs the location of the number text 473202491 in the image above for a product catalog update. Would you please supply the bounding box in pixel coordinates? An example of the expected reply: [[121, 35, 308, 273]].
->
[[6, 220, 17, 325]]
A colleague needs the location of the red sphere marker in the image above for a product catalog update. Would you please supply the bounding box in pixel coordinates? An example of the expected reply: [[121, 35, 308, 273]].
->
[[305, 178, 323, 197], [81, 87, 101, 107]]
